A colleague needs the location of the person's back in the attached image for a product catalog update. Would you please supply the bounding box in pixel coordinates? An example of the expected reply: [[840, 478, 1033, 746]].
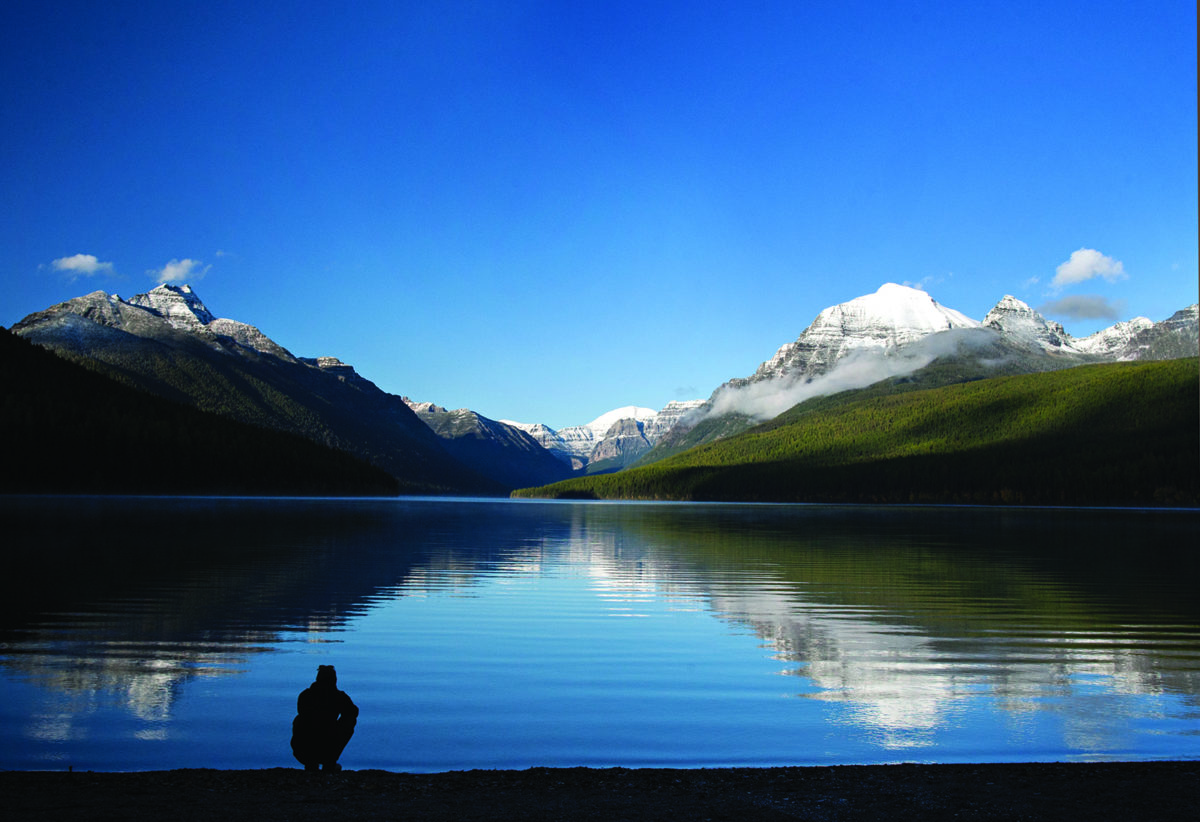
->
[[291, 665, 358, 772]]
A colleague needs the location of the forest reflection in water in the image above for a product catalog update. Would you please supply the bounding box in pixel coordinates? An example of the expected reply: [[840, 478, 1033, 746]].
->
[[2, 496, 1198, 771]]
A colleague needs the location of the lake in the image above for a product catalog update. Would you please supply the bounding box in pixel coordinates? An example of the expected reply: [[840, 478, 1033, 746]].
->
[[2, 496, 1199, 772]]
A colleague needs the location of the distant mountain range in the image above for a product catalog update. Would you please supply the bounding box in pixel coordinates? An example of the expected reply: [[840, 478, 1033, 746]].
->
[[499, 401, 706, 474], [7, 281, 1196, 498]]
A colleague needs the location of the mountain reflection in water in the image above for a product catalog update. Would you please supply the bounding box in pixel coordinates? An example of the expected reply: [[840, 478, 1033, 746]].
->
[[2, 496, 1198, 771]]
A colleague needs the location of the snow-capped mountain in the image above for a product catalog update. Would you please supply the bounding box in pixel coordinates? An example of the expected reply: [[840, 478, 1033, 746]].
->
[[1073, 318, 1156, 357], [735, 283, 1195, 392], [15, 284, 299, 362], [655, 284, 1199, 451], [1098, 304, 1199, 361], [982, 295, 1076, 352], [981, 295, 1198, 362], [503, 402, 703, 473], [746, 283, 979, 385]]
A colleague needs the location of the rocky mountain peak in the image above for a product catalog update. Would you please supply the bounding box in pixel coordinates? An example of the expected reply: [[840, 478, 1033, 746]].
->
[[982, 295, 1074, 351], [128, 283, 216, 328]]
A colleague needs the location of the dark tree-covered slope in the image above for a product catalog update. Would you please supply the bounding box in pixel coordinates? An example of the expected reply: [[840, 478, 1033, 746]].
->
[[1, 328, 400, 496]]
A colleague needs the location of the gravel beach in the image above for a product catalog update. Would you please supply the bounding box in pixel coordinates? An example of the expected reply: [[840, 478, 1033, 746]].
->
[[5, 761, 1198, 821]]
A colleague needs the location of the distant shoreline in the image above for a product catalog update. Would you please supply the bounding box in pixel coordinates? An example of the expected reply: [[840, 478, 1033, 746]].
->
[[5, 760, 1199, 821]]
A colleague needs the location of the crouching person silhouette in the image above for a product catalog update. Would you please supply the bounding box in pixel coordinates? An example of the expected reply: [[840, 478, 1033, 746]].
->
[[291, 665, 358, 772]]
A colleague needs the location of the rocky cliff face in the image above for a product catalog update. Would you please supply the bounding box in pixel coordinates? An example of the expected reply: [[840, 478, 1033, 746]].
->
[[643, 400, 707, 441], [587, 417, 653, 470]]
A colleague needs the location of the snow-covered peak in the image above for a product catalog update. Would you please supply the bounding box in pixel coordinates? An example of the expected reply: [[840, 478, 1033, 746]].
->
[[127, 284, 216, 328], [984, 294, 1029, 317], [982, 295, 1075, 352], [809, 283, 980, 341]]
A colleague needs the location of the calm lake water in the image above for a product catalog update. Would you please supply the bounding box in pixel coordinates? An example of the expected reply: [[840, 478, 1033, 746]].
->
[[2, 496, 1199, 772]]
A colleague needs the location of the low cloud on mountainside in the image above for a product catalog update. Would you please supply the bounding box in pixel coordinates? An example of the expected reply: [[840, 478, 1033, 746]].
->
[[704, 329, 999, 423]]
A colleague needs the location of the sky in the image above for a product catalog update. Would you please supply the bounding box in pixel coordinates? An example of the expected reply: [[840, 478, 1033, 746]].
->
[[2, 1, 1196, 429]]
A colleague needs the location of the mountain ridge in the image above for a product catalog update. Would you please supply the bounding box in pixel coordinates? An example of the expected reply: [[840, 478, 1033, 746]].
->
[[12, 284, 502, 494]]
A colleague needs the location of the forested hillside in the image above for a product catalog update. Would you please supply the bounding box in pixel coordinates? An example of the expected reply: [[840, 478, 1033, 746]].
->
[[515, 358, 1199, 506]]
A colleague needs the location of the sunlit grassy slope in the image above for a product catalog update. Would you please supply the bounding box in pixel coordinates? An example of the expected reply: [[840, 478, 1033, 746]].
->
[[514, 358, 1199, 506]]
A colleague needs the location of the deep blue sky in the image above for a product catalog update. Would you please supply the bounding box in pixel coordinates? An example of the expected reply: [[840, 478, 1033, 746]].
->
[[3, 1, 1195, 428]]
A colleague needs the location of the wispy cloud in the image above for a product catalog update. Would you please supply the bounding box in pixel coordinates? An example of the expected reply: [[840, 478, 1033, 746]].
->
[[902, 273, 950, 292], [1052, 248, 1126, 290], [49, 253, 115, 279], [150, 258, 210, 284], [1038, 295, 1124, 321]]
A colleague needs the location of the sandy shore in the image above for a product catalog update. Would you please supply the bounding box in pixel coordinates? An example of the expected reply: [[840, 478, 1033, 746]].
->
[[4, 761, 1199, 821]]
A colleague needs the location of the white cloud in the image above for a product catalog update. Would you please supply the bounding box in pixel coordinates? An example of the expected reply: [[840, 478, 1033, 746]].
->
[[1052, 248, 1126, 289], [150, 258, 210, 284], [49, 253, 115, 278]]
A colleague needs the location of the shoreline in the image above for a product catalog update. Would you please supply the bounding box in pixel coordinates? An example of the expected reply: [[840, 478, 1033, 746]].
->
[[5, 760, 1199, 821]]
